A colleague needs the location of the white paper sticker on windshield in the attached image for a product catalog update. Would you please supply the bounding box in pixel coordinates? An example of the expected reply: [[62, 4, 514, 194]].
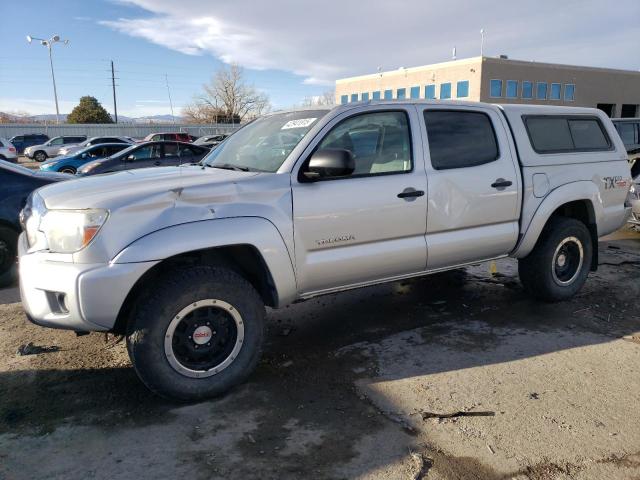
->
[[281, 118, 317, 130]]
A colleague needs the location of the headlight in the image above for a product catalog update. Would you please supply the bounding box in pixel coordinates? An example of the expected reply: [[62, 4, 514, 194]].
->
[[39, 209, 109, 253], [630, 182, 639, 200]]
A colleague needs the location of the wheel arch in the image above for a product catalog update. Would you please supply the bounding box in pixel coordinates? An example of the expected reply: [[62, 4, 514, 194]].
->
[[513, 181, 603, 263]]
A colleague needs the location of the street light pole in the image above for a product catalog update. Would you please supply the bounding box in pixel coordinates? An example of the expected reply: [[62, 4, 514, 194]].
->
[[27, 34, 69, 124]]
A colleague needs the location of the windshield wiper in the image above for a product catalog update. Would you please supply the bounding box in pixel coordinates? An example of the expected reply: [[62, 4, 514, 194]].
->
[[209, 163, 251, 172]]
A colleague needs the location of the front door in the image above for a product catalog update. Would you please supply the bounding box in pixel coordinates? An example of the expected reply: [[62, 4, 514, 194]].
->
[[121, 143, 163, 170], [419, 106, 521, 269], [292, 107, 428, 295]]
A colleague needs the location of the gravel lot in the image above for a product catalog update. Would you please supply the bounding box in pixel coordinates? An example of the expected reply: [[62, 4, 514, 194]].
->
[[0, 229, 639, 480]]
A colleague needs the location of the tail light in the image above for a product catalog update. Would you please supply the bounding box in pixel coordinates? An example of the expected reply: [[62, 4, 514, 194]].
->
[[8, 147, 16, 152]]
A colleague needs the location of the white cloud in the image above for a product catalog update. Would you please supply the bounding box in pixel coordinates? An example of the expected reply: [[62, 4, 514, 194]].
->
[[103, 0, 639, 86]]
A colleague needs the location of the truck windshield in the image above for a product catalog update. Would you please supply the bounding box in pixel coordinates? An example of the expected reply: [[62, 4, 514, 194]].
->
[[202, 110, 329, 172]]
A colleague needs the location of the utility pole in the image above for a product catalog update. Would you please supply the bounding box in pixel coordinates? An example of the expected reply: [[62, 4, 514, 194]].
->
[[111, 60, 118, 123], [480, 28, 485, 57], [165, 74, 175, 124]]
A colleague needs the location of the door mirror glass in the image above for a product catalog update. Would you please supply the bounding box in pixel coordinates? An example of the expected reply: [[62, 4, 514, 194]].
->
[[303, 148, 355, 180], [81, 153, 87, 158], [126, 154, 136, 162]]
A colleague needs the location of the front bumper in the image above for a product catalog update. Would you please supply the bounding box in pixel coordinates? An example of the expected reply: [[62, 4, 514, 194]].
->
[[18, 233, 157, 332]]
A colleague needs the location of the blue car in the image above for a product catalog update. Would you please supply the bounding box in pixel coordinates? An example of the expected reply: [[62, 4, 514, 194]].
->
[[39, 143, 130, 174]]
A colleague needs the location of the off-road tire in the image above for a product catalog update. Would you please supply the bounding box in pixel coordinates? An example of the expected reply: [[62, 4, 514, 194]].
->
[[126, 265, 265, 401], [0, 226, 18, 288], [34, 151, 47, 162], [518, 216, 592, 302]]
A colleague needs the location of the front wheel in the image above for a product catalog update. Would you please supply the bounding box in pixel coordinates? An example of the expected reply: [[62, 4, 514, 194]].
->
[[126, 265, 265, 401], [34, 151, 47, 162], [518, 216, 592, 302]]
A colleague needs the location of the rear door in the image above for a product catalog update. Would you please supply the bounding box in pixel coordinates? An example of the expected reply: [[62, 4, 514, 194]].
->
[[419, 105, 521, 269], [162, 142, 181, 166]]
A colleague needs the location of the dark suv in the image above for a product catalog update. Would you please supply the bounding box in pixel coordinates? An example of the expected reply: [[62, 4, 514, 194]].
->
[[8, 134, 49, 154]]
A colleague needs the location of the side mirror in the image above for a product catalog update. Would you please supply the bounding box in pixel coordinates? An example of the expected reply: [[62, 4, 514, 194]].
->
[[126, 154, 135, 162], [303, 148, 355, 181], [81, 153, 87, 159]]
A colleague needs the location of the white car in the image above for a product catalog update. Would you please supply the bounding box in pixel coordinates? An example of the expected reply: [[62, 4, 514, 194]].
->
[[58, 136, 135, 156], [24, 135, 87, 162], [0, 138, 18, 163]]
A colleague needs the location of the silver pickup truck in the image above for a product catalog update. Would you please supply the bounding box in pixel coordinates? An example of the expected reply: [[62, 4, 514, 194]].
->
[[18, 101, 632, 400]]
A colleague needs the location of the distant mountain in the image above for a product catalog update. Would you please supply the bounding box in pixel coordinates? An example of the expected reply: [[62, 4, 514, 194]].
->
[[5, 113, 185, 124]]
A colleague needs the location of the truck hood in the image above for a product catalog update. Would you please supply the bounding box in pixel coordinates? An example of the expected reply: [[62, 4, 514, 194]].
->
[[37, 165, 259, 210]]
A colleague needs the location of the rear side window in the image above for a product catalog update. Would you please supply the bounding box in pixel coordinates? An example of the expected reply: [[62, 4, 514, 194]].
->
[[423, 110, 499, 170], [524, 116, 612, 153]]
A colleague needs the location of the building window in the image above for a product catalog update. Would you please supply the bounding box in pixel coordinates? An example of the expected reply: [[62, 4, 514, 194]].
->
[[440, 83, 451, 99], [410, 86, 420, 99], [372, 91, 381, 100], [384, 89, 393, 100], [361, 92, 370, 101], [351, 93, 359, 102], [536, 82, 548, 100], [490, 79, 502, 98], [397, 88, 406, 99], [506, 80, 518, 99], [456, 81, 469, 98], [564, 84, 575, 101], [341, 95, 348, 105], [425, 84, 436, 99], [522, 81, 533, 99], [550, 83, 561, 100]]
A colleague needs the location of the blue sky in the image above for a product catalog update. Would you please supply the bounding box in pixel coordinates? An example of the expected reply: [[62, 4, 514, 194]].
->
[[1, 0, 639, 117], [0, 0, 325, 116]]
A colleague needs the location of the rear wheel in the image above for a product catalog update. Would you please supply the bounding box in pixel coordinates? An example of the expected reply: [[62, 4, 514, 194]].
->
[[59, 166, 76, 174], [126, 265, 265, 401], [518, 216, 592, 302], [34, 151, 47, 162], [0, 227, 18, 288]]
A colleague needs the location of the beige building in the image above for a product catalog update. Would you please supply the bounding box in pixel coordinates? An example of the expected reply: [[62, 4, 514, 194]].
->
[[335, 56, 640, 117]]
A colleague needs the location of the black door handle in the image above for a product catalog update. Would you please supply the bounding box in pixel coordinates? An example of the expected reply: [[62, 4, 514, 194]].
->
[[154, 161, 161, 166], [491, 179, 512, 189], [397, 189, 425, 199]]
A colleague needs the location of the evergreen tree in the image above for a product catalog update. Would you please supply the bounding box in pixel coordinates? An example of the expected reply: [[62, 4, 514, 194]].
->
[[67, 96, 113, 124]]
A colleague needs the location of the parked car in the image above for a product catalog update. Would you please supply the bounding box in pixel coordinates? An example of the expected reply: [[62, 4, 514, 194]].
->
[[8, 133, 49, 154], [612, 118, 640, 177], [40, 143, 131, 174], [18, 103, 632, 400], [0, 138, 18, 163], [24, 135, 87, 162], [193, 134, 229, 148], [0, 160, 70, 287], [58, 136, 135, 156], [78, 141, 209, 175], [143, 132, 192, 142]]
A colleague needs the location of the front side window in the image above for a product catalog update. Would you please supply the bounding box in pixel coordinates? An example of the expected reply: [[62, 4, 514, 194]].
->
[[536, 82, 548, 100], [550, 83, 561, 100], [490, 79, 502, 98], [316, 111, 412, 176], [564, 84, 575, 101], [456, 81, 469, 98], [440, 83, 451, 99], [384, 89, 393, 100], [49, 137, 64, 146], [524, 115, 611, 153], [425, 84, 436, 99], [396, 88, 406, 100], [410, 86, 420, 99], [130, 144, 162, 160], [506, 80, 518, 98], [424, 110, 499, 170], [522, 81, 533, 99], [203, 109, 329, 172], [340, 95, 348, 105]]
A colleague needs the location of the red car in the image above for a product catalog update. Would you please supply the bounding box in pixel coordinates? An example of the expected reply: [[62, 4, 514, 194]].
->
[[143, 132, 192, 142]]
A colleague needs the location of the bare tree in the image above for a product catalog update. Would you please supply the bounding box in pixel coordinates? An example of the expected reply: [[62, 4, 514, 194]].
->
[[183, 64, 270, 124], [301, 90, 336, 107]]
